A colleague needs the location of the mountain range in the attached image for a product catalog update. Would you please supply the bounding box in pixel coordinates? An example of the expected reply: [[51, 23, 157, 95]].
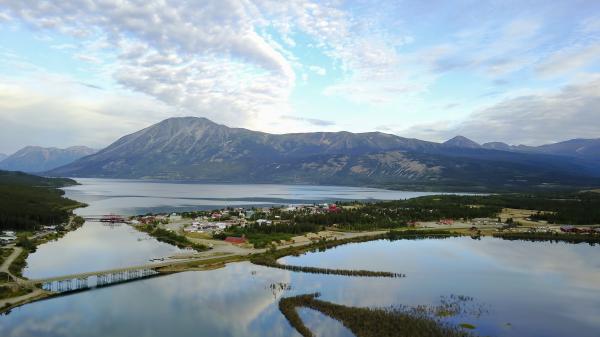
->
[[46, 117, 600, 191], [0, 146, 97, 173]]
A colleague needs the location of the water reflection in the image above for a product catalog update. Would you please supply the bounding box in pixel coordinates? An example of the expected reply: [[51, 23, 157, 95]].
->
[[23, 222, 185, 279], [283, 237, 600, 337], [62, 178, 439, 215], [3, 263, 297, 337], [3, 239, 600, 337]]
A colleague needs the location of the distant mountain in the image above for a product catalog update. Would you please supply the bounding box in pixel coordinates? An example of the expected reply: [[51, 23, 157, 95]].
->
[[0, 146, 97, 173], [520, 138, 600, 159], [482, 142, 511, 151], [47, 117, 600, 191], [443, 136, 481, 149], [0, 153, 7, 162], [478, 138, 600, 163]]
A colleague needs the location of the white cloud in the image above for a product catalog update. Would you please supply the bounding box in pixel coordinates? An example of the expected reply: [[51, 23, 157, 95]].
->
[[281, 115, 335, 127], [308, 65, 326, 76], [0, 0, 599, 150], [0, 73, 174, 153], [536, 44, 600, 78], [402, 76, 600, 145], [1, 0, 298, 129]]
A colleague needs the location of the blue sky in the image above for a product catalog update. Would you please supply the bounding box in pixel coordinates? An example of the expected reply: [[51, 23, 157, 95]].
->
[[0, 0, 599, 153]]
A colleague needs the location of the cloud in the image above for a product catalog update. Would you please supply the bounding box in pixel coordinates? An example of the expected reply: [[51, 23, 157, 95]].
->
[[77, 82, 104, 90], [0, 73, 174, 153], [403, 76, 600, 145], [1, 0, 298, 128], [281, 115, 335, 127], [308, 65, 326, 76], [1, 0, 599, 150], [536, 44, 600, 78]]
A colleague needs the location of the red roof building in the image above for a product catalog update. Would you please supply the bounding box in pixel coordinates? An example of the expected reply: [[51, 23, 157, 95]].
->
[[225, 236, 247, 244], [328, 204, 340, 212]]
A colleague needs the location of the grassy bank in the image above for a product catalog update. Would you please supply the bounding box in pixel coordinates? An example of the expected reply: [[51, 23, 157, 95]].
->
[[493, 232, 600, 244], [279, 293, 475, 337], [0, 248, 12, 266], [136, 225, 209, 252], [0, 284, 33, 301], [250, 230, 459, 278], [8, 249, 29, 278]]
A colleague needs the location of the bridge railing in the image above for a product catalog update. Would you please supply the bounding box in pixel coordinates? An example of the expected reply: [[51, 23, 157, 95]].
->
[[40, 268, 160, 293]]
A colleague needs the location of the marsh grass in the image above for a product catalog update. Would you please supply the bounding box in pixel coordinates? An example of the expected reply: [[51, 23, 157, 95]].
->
[[279, 293, 476, 337]]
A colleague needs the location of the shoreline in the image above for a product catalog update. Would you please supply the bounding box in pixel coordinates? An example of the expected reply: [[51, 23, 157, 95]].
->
[[3, 227, 597, 314]]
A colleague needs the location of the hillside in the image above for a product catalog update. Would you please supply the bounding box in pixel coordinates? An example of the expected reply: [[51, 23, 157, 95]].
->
[[48, 117, 600, 191], [0, 170, 82, 231], [482, 138, 600, 161], [0, 146, 97, 173]]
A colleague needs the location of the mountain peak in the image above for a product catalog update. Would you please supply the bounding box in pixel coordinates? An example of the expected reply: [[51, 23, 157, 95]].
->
[[0, 145, 97, 172], [443, 135, 481, 148], [159, 116, 218, 126]]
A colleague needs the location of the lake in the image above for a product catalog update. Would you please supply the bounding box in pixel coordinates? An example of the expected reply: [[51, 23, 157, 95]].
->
[[2, 179, 599, 337], [24, 179, 438, 279], [62, 178, 439, 216]]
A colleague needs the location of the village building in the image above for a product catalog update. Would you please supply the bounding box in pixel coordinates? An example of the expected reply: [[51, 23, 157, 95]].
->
[[224, 236, 247, 244], [256, 219, 272, 226]]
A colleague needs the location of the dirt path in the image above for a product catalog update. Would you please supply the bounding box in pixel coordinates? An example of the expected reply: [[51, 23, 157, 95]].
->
[[0, 245, 23, 282]]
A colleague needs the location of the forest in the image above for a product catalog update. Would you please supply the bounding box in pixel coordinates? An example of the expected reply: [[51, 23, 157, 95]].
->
[[0, 170, 82, 231], [216, 192, 600, 246]]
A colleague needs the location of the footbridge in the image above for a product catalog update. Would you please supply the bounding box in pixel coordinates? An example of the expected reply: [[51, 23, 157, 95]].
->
[[23, 257, 207, 293]]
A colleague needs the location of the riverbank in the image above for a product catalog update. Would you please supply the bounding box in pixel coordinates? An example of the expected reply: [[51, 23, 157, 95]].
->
[[2, 224, 597, 315], [0, 215, 86, 311], [0, 228, 411, 313]]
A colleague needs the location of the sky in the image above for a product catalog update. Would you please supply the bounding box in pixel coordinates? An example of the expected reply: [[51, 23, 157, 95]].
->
[[0, 0, 599, 154]]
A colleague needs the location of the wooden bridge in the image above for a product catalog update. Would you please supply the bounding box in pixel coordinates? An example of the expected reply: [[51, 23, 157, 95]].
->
[[23, 257, 205, 293]]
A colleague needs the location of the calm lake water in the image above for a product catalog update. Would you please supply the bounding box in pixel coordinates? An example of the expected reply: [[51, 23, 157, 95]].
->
[[4, 239, 600, 337], [3, 179, 599, 337], [62, 178, 439, 216], [23, 179, 438, 279]]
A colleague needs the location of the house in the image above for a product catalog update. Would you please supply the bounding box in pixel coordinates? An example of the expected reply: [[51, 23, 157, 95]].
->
[[225, 236, 247, 244], [215, 222, 228, 230], [256, 219, 272, 226], [328, 204, 340, 213], [0, 235, 16, 244], [438, 219, 454, 225]]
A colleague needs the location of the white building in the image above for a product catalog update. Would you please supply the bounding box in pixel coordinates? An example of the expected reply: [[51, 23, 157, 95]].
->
[[256, 219, 272, 226]]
